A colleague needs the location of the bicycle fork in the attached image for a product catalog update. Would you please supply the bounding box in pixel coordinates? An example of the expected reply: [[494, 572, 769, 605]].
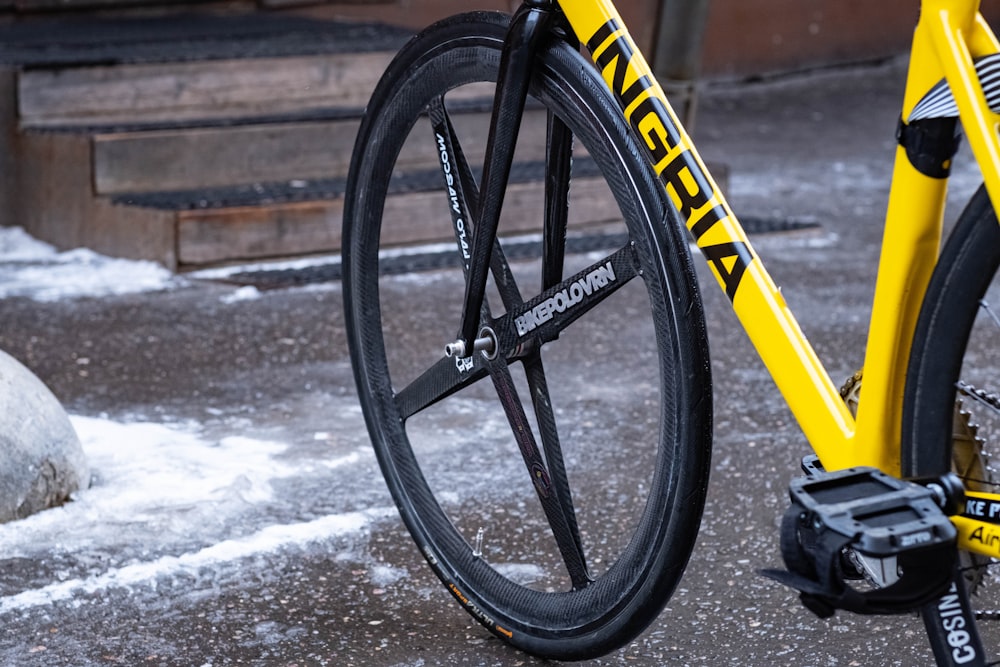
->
[[439, 1, 599, 589], [448, 0, 563, 357]]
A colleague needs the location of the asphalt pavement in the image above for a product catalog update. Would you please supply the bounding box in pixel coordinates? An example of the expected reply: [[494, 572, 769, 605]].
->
[[0, 56, 989, 666]]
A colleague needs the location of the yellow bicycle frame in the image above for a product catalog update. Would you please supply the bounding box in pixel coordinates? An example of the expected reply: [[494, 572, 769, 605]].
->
[[558, 0, 1000, 559]]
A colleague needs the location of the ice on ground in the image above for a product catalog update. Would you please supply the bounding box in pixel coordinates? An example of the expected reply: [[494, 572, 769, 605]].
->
[[0, 417, 301, 556], [369, 563, 409, 587], [187, 252, 341, 281], [0, 506, 393, 614], [0, 414, 383, 613], [0, 226, 181, 301]]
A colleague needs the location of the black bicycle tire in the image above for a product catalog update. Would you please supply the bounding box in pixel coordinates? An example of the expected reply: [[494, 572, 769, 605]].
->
[[903, 183, 1000, 666], [343, 11, 712, 660], [904, 186, 1000, 476]]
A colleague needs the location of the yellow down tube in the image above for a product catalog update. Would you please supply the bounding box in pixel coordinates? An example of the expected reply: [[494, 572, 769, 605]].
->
[[559, 0, 857, 467]]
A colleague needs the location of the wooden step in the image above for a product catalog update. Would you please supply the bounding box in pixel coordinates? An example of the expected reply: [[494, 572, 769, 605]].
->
[[92, 156, 614, 267], [7, 14, 411, 128], [93, 120, 362, 195], [0, 14, 410, 68], [91, 107, 552, 195], [173, 174, 619, 266], [16, 131, 178, 266], [20, 52, 396, 129]]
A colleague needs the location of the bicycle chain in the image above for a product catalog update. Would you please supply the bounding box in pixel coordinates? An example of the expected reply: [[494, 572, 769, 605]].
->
[[954, 382, 999, 491], [959, 381, 1000, 422]]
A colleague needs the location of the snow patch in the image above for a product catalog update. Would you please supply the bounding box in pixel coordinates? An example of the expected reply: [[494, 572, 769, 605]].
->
[[0, 227, 180, 301], [369, 563, 408, 587], [220, 285, 262, 304], [0, 418, 301, 556], [0, 413, 387, 614]]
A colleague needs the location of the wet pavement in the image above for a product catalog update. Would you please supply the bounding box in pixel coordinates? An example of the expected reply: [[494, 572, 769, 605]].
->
[[0, 57, 989, 666]]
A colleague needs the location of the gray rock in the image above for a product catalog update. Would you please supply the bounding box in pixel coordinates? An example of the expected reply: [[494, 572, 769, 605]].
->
[[0, 348, 89, 522]]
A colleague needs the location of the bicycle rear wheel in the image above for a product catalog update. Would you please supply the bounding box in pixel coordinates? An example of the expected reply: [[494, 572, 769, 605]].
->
[[343, 12, 712, 660], [904, 184, 1000, 664]]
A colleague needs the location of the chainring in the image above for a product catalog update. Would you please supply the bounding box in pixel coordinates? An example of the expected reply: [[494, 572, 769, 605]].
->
[[839, 372, 993, 595]]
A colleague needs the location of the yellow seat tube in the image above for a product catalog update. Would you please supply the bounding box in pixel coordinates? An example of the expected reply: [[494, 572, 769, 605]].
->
[[852, 14, 953, 476], [853, 160, 948, 475], [854, 3, 1000, 474]]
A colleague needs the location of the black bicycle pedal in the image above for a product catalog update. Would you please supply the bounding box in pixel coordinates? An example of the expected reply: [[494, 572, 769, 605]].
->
[[763, 461, 959, 617]]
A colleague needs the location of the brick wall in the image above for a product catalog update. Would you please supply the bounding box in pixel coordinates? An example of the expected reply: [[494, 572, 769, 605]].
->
[[314, 0, 1000, 78], [5, 0, 1000, 78], [702, 0, 917, 77]]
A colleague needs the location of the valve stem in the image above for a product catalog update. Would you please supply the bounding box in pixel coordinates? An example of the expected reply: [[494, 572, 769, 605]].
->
[[472, 527, 485, 558]]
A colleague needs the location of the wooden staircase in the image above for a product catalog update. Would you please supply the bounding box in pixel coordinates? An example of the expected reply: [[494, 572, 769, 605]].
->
[[0, 14, 407, 268], [0, 12, 625, 270], [1, 14, 409, 269]]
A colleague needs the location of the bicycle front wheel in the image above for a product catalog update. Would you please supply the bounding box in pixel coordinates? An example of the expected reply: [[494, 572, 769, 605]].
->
[[343, 12, 712, 660], [904, 184, 1000, 663]]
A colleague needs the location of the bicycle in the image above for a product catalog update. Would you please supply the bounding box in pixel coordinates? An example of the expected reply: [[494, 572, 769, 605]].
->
[[341, 0, 1000, 664]]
